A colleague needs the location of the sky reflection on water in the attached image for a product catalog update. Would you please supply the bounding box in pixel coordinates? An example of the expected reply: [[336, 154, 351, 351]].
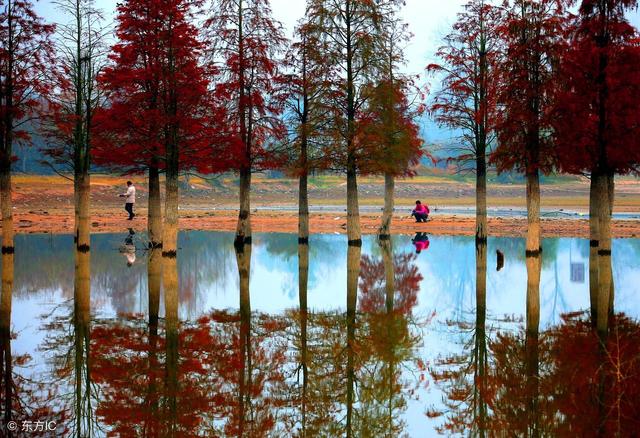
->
[[3, 231, 640, 436]]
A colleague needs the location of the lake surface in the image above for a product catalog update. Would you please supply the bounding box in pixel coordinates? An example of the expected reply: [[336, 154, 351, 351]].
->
[[2, 231, 640, 436]]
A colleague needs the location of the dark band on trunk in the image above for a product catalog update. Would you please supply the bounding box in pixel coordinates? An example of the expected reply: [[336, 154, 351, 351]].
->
[[149, 241, 163, 249], [348, 239, 362, 247], [1, 246, 14, 254], [77, 244, 90, 253], [475, 236, 487, 244], [598, 249, 612, 256], [298, 237, 309, 245], [162, 250, 177, 258], [526, 248, 542, 258], [234, 235, 252, 250], [239, 210, 249, 220], [590, 240, 599, 247], [378, 234, 391, 240]]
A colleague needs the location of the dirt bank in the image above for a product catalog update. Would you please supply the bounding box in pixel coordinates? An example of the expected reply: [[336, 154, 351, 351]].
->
[[3, 174, 640, 238], [7, 207, 640, 238]]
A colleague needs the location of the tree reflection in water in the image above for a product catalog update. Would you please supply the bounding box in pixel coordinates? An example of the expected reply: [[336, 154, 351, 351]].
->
[[37, 224, 102, 437], [87, 240, 289, 437], [430, 238, 640, 436]]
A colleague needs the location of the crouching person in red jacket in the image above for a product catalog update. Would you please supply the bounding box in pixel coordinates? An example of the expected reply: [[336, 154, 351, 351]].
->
[[411, 200, 429, 223]]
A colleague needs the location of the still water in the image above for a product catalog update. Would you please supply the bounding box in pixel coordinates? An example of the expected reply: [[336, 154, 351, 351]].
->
[[2, 231, 640, 436]]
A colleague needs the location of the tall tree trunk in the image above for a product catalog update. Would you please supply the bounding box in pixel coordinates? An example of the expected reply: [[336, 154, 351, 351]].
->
[[476, 154, 488, 243], [595, 172, 612, 338], [345, 243, 360, 438], [75, 172, 91, 252], [1, 235, 13, 429], [236, 169, 252, 246], [381, 237, 396, 436], [146, 245, 161, 437], [0, 166, 12, 253], [298, 240, 309, 437], [589, 174, 600, 329], [163, 251, 179, 437], [148, 165, 162, 249], [74, 236, 92, 436], [162, 131, 179, 438], [299, 170, 309, 245], [162, 164, 178, 258], [381, 238, 394, 312], [607, 173, 615, 317], [346, 162, 361, 244], [148, 246, 161, 327], [525, 249, 541, 438], [379, 173, 394, 238], [235, 241, 252, 437], [474, 240, 488, 437], [526, 170, 541, 254]]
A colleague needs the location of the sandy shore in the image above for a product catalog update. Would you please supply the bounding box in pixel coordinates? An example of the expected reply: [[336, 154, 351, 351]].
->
[[4, 174, 640, 238], [7, 207, 640, 238]]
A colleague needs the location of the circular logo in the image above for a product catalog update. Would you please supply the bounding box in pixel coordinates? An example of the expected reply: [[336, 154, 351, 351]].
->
[[6, 421, 18, 431]]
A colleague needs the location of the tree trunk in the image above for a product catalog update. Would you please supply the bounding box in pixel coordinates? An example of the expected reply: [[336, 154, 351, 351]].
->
[[0, 236, 13, 428], [346, 162, 361, 245], [476, 156, 488, 243], [525, 249, 541, 438], [75, 172, 91, 252], [379, 173, 395, 238], [381, 238, 394, 313], [163, 253, 179, 332], [148, 165, 162, 249], [345, 243, 360, 438], [607, 173, 615, 317], [475, 241, 488, 437], [162, 167, 178, 258], [0, 167, 13, 252], [589, 174, 600, 329], [74, 241, 91, 327], [298, 240, 309, 437], [595, 172, 612, 338], [235, 241, 252, 437], [73, 236, 91, 436], [163, 254, 179, 438], [381, 237, 396, 437], [526, 170, 541, 254], [236, 169, 252, 247], [148, 246, 161, 327], [299, 170, 309, 244]]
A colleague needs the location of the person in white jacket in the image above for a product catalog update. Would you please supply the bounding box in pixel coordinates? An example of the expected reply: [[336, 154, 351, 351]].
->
[[120, 181, 136, 220]]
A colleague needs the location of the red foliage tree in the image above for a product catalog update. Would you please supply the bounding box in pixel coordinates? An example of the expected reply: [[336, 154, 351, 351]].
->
[[283, 17, 334, 244], [552, 0, 640, 332], [489, 312, 640, 435], [90, 311, 289, 436], [492, 0, 569, 253], [359, 78, 424, 236], [428, 0, 503, 242], [95, 0, 220, 253], [358, 250, 422, 316], [358, 7, 424, 237], [306, 0, 409, 244], [206, 0, 287, 245], [0, 0, 55, 249]]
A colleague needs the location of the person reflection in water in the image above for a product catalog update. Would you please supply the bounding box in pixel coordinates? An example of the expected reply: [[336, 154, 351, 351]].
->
[[120, 228, 137, 267], [412, 232, 430, 255]]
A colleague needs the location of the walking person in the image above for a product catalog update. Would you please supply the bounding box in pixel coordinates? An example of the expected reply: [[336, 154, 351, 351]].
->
[[120, 181, 136, 220]]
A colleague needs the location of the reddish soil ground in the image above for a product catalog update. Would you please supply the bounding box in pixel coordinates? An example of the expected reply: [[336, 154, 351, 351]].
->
[[4, 174, 640, 238]]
